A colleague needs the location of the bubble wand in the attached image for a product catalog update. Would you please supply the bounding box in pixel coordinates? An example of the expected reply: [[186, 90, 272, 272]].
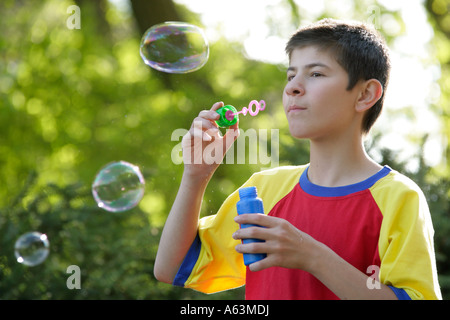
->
[[215, 100, 266, 128]]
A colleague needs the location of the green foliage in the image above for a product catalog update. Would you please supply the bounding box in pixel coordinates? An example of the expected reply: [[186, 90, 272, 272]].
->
[[425, 0, 450, 174], [0, 0, 276, 299], [0, 0, 448, 300]]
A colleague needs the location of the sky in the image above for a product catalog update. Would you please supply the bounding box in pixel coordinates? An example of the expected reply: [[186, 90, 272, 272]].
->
[[111, 0, 445, 171]]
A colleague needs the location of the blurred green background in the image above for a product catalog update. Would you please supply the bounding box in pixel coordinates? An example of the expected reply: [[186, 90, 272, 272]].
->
[[0, 0, 448, 299]]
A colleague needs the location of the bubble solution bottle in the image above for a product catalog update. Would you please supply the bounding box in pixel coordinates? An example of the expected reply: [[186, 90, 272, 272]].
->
[[236, 186, 267, 266]]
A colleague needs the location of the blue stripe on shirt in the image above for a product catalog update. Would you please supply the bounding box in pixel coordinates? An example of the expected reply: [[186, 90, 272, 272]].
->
[[173, 234, 201, 287], [300, 165, 392, 197], [389, 286, 412, 300]]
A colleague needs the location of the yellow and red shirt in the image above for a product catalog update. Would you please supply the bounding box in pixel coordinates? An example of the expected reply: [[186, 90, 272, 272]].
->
[[173, 165, 442, 300]]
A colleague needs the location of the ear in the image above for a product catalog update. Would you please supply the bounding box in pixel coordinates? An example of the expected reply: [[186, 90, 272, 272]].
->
[[355, 79, 383, 113]]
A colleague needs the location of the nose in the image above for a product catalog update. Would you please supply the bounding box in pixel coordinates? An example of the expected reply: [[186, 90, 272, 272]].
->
[[284, 78, 304, 96]]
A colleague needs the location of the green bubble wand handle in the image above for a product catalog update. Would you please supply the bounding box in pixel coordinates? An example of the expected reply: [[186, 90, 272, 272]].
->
[[215, 105, 238, 128], [215, 100, 265, 128]]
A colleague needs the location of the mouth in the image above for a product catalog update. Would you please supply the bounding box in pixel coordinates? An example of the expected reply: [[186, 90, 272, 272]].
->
[[287, 105, 307, 113]]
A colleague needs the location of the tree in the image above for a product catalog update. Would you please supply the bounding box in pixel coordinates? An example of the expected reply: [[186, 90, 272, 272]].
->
[[425, 0, 450, 174], [424, 0, 450, 298], [0, 0, 279, 299]]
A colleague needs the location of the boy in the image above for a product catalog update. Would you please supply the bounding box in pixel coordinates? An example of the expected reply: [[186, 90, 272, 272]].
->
[[154, 19, 442, 299]]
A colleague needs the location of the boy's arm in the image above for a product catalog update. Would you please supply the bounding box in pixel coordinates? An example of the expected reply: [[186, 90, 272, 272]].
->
[[309, 242, 398, 299], [153, 171, 210, 284], [154, 102, 239, 284]]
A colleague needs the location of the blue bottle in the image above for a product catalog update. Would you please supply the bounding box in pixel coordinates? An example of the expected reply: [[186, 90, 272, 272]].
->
[[236, 186, 267, 266]]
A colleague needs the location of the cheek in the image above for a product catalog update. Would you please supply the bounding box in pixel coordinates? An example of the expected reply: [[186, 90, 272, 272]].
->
[[282, 89, 289, 110], [310, 82, 347, 110]]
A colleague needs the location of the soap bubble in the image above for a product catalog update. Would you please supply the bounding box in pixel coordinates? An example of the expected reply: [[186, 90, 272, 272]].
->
[[15, 232, 50, 267], [140, 21, 209, 74], [92, 161, 145, 212]]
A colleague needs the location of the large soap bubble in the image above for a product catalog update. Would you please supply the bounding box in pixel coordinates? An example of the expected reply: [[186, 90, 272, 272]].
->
[[92, 161, 145, 212], [140, 21, 209, 74], [15, 232, 50, 267]]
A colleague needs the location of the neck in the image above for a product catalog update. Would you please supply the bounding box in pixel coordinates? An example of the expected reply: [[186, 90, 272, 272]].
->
[[307, 132, 382, 187]]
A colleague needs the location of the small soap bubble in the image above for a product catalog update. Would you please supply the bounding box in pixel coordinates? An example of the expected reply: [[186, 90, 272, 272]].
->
[[92, 161, 145, 212], [15, 232, 50, 267], [140, 21, 209, 74]]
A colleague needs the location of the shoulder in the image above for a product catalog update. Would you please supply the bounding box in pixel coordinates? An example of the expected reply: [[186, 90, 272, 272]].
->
[[374, 170, 439, 300], [243, 165, 308, 212], [371, 167, 424, 199], [247, 165, 307, 193], [370, 167, 429, 220]]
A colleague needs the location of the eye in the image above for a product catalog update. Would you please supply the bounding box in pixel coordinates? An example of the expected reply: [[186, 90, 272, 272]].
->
[[287, 75, 295, 81], [311, 72, 323, 78]]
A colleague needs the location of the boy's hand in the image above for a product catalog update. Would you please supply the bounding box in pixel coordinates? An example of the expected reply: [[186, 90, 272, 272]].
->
[[233, 214, 398, 300], [182, 102, 239, 179], [233, 214, 322, 273]]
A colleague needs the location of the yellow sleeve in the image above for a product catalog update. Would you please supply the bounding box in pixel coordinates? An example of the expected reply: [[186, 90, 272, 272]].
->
[[173, 166, 305, 294], [172, 185, 243, 294], [371, 171, 442, 300]]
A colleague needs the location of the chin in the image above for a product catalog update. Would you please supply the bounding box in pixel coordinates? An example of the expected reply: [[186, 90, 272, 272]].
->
[[288, 126, 310, 140]]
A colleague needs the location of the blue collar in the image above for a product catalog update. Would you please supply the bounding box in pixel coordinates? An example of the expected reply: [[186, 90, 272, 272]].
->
[[299, 165, 391, 197]]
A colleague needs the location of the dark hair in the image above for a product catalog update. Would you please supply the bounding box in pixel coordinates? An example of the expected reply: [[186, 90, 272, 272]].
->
[[285, 18, 391, 134]]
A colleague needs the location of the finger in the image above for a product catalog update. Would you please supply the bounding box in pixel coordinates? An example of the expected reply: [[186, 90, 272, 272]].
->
[[248, 258, 271, 272], [228, 116, 239, 131], [185, 127, 214, 142], [228, 122, 239, 132], [198, 110, 220, 122], [197, 101, 223, 121], [238, 244, 276, 272], [234, 213, 276, 228], [235, 240, 267, 254], [210, 101, 224, 111], [192, 117, 220, 134], [233, 225, 269, 241]]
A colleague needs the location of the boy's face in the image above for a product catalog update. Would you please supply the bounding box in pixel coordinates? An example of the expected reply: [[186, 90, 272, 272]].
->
[[283, 46, 363, 140]]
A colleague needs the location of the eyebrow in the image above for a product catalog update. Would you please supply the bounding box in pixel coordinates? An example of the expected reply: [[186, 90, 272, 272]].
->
[[287, 63, 331, 73]]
